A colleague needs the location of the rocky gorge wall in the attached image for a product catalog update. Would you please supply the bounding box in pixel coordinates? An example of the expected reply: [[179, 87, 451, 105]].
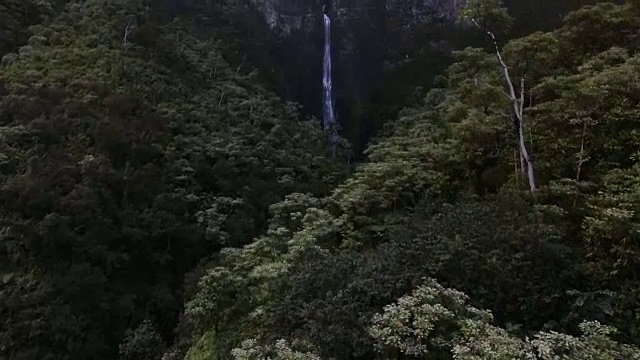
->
[[240, 0, 459, 148], [164, 0, 606, 151]]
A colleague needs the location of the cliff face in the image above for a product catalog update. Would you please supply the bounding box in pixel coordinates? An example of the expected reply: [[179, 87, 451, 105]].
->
[[245, 0, 458, 136], [171, 0, 603, 149], [159, 0, 459, 148], [241, 0, 607, 142]]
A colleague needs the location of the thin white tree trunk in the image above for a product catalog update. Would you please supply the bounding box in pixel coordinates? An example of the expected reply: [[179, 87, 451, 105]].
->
[[123, 21, 131, 46], [517, 78, 536, 191], [519, 144, 525, 177], [576, 121, 587, 182], [472, 19, 537, 192]]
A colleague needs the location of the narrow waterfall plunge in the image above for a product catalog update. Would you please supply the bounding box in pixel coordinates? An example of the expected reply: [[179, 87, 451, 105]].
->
[[322, 11, 338, 150]]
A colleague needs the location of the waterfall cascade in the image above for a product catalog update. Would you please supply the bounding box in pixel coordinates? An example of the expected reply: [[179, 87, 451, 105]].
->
[[322, 11, 338, 150]]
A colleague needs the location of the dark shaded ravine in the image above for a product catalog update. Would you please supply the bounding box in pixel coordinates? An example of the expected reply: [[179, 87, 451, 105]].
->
[[162, 0, 608, 155]]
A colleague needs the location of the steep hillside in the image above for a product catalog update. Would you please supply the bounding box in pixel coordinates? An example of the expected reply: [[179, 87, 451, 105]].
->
[[3, 1, 640, 360], [215, 0, 613, 153], [179, 1, 640, 360], [0, 1, 344, 359]]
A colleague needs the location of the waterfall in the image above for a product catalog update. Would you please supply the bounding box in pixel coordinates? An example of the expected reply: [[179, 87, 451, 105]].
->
[[323, 12, 338, 149]]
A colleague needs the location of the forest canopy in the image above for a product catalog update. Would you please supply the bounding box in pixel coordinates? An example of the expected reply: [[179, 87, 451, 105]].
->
[[0, 1, 344, 358], [2, 1, 640, 360]]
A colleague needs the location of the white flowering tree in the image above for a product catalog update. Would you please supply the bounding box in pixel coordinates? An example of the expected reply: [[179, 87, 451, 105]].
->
[[369, 278, 640, 359], [231, 339, 322, 360]]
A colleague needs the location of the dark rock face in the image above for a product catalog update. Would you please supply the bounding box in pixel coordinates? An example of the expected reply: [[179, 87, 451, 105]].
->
[[168, 0, 605, 149], [242, 0, 608, 142], [246, 0, 459, 134], [159, 0, 459, 148]]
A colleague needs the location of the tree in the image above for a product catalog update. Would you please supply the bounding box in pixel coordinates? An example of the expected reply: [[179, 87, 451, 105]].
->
[[0, 1, 344, 358], [460, 0, 536, 191], [371, 279, 640, 360], [119, 320, 165, 360]]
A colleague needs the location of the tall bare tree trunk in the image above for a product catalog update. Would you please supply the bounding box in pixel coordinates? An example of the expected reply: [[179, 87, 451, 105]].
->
[[576, 121, 587, 182], [472, 19, 537, 192], [123, 21, 131, 46]]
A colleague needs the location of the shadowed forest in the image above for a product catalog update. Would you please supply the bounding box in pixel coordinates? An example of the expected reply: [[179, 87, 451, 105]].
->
[[2, 1, 640, 359]]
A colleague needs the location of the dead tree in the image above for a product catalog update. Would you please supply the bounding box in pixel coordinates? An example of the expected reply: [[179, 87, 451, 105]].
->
[[471, 19, 536, 192]]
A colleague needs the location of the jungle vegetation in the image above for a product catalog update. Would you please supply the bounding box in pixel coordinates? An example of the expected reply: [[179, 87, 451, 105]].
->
[[2, 1, 640, 360]]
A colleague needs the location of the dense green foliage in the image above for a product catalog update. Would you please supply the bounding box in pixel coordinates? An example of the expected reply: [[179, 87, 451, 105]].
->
[[179, 1, 640, 360], [3, 1, 640, 360], [0, 0, 55, 59], [0, 1, 344, 359]]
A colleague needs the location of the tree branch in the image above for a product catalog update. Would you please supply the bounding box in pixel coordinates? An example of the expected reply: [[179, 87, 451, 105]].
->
[[473, 75, 511, 100], [123, 21, 131, 46]]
